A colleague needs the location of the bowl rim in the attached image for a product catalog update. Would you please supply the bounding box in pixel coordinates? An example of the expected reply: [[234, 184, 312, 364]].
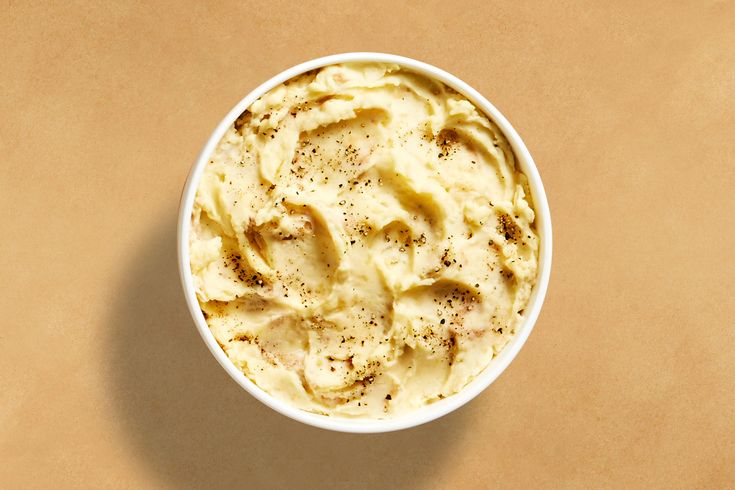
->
[[177, 52, 552, 433]]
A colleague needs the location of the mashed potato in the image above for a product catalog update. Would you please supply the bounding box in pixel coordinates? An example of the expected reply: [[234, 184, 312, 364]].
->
[[189, 63, 539, 418]]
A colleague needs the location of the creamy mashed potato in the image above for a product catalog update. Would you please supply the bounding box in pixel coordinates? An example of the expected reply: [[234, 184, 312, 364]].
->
[[189, 63, 539, 418]]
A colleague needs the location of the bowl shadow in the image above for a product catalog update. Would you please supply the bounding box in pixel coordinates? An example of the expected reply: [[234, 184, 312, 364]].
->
[[106, 209, 468, 489]]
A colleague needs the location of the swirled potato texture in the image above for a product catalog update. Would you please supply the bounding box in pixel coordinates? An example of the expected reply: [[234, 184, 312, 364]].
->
[[190, 63, 539, 418]]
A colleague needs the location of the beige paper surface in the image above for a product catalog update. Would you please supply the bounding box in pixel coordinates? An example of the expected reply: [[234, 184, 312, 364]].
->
[[2, 1, 734, 488]]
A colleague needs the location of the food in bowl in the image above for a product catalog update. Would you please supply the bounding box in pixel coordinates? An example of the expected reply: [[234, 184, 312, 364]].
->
[[189, 62, 539, 418]]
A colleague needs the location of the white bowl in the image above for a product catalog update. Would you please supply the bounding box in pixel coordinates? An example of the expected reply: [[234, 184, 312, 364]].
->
[[177, 52, 552, 433]]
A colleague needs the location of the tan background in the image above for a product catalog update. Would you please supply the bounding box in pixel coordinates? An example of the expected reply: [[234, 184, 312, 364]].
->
[[2, 1, 734, 488]]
